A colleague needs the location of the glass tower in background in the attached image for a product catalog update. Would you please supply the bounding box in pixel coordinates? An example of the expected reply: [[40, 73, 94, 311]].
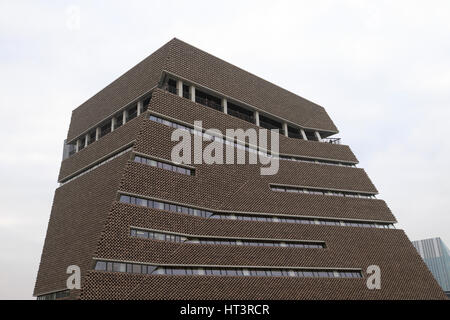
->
[[413, 237, 450, 297]]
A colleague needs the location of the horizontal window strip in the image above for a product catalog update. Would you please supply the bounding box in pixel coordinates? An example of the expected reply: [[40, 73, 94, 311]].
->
[[163, 77, 340, 143], [37, 290, 70, 300], [134, 155, 194, 176], [94, 260, 363, 279], [149, 114, 356, 167], [130, 228, 325, 249], [270, 185, 376, 199], [65, 94, 153, 159], [59, 146, 133, 186], [118, 194, 395, 229]]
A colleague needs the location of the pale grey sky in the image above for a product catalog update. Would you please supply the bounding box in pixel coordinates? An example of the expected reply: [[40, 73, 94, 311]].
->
[[0, 0, 449, 299]]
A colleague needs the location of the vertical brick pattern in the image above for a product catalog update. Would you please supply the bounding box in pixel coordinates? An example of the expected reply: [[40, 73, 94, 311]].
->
[[36, 39, 447, 300], [85, 204, 446, 299], [67, 38, 340, 142], [67, 40, 170, 141], [164, 39, 338, 132], [94, 203, 399, 267], [33, 154, 130, 298], [129, 120, 392, 221]]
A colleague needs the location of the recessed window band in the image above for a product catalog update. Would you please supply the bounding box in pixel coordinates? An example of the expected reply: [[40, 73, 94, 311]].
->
[[134, 155, 194, 176], [119, 194, 395, 229], [94, 260, 363, 279], [130, 228, 325, 249], [270, 184, 376, 199]]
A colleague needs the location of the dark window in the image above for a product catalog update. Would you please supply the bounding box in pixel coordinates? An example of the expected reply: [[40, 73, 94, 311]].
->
[[55, 290, 70, 299], [227, 102, 254, 123], [195, 89, 222, 112], [167, 79, 177, 94], [259, 115, 283, 134], [127, 105, 137, 121], [100, 121, 111, 138], [78, 137, 86, 151], [183, 84, 190, 99], [114, 114, 123, 129], [37, 290, 70, 300], [288, 126, 303, 139], [67, 141, 76, 156], [143, 96, 151, 112], [305, 130, 318, 141], [88, 130, 96, 145]]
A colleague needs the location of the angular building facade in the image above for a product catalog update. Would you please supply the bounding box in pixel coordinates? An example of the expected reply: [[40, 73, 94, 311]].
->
[[34, 38, 446, 300]]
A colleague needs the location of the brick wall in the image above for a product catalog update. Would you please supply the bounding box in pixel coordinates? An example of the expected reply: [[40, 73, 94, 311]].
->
[[34, 154, 130, 297]]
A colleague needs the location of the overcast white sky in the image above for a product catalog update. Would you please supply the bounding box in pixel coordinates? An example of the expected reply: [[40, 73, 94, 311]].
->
[[1, 0, 449, 299]]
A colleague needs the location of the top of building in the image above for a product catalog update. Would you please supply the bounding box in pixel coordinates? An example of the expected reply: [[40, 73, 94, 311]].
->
[[413, 237, 450, 259], [67, 38, 338, 142]]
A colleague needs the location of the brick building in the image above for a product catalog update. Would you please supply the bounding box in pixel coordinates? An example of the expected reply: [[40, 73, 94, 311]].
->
[[34, 38, 446, 300]]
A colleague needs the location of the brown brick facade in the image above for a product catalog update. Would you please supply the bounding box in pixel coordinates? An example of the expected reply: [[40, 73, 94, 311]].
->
[[67, 38, 339, 143], [34, 39, 447, 300], [34, 154, 131, 298], [147, 89, 358, 163]]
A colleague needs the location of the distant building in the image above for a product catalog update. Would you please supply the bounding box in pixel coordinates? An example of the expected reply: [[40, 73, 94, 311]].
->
[[413, 237, 450, 298]]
